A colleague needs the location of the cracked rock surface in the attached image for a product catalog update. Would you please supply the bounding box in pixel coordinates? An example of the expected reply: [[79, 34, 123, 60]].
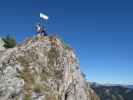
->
[[0, 36, 100, 100]]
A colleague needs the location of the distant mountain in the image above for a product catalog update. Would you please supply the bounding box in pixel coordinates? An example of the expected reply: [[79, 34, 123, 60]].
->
[[126, 85, 133, 89], [90, 82, 133, 100]]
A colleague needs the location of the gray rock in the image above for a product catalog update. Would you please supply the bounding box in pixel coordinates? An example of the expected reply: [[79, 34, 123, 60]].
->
[[0, 36, 100, 100], [0, 38, 5, 51]]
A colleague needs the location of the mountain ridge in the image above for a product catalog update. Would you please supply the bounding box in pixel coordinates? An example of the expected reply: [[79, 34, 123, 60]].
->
[[90, 82, 133, 100], [90, 82, 133, 89]]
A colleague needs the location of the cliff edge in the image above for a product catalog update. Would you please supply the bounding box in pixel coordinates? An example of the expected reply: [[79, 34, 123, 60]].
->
[[0, 36, 99, 100]]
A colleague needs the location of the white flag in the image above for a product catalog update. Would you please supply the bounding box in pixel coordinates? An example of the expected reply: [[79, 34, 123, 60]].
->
[[40, 13, 48, 20]]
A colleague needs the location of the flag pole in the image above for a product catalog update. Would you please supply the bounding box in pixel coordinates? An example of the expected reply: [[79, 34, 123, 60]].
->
[[39, 13, 49, 35], [40, 17, 43, 27]]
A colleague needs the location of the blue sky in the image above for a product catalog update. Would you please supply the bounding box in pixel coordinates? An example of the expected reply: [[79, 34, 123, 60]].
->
[[0, 0, 133, 84]]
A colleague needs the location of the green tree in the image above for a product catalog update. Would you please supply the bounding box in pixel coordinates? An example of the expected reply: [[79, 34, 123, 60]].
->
[[2, 35, 16, 48]]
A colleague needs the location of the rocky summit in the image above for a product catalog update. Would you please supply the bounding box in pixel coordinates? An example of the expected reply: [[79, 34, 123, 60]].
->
[[0, 36, 99, 100]]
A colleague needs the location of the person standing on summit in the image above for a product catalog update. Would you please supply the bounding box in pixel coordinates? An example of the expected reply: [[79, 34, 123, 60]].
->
[[36, 13, 49, 37], [36, 24, 47, 36]]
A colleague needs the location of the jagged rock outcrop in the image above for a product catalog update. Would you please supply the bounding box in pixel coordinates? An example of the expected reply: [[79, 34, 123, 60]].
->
[[0, 36, 100, 100]]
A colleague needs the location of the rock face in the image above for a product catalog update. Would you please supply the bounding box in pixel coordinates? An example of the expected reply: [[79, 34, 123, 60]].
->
[[0, 36, 99, 100], [0, 38, 5, 51]]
